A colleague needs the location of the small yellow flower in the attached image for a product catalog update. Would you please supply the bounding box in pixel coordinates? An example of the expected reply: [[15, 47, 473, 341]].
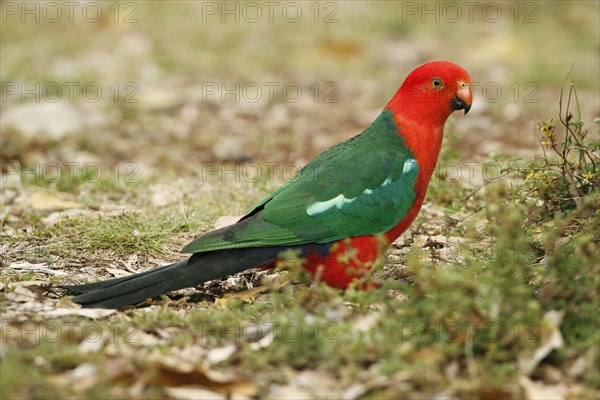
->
[[539, 119, 556, 138], [524, 172, 538, 183], [582, 171, 595, 181]]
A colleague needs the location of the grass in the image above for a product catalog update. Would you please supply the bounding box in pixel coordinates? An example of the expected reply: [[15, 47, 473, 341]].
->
[[2, 112, 598, 396], [4, 96, 599, 398]]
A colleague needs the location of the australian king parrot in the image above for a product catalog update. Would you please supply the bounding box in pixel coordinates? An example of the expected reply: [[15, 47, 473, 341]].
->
[[65, 61, 472, 308]]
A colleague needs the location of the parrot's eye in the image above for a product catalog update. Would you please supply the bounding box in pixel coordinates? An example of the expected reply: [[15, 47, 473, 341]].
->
[[431, 78, 443, 88]]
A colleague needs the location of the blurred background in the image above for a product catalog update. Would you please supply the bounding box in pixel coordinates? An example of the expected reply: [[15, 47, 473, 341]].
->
[[2, 0, 599, 181]]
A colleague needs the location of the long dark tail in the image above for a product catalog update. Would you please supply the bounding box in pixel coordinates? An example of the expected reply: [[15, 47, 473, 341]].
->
[[64, 247, 287, 309]]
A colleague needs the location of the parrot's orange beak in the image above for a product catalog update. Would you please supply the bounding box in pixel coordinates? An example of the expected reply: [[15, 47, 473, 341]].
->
[[452, 81, 472, 114]]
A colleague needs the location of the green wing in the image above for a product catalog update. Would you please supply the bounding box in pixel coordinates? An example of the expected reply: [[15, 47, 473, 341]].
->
[[182, 111, 418, 253]]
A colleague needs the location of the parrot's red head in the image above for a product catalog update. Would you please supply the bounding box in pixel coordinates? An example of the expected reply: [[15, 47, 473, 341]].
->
[[384, 61, 473, 199], [387, 61, 473, 126]]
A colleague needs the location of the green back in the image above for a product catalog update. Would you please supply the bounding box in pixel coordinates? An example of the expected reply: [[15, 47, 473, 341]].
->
[[183, 111, 418, 253]]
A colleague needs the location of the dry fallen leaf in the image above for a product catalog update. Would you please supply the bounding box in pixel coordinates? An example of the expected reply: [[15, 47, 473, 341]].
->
[[519, 376, 566, 400], [214, 286, 269, 307], [8, 280, 48, 288], [78, 334, 110, 354], [270, 369, 343, 399], [7, 285, 38, 302], [205, 345, 237, 366], [341, 383, 370, 400], [50, 363, 99, 393], [566, 347, 596, 378], [42, 307, 117, 319], [150, 361, 258, 398], [268, 384, 312, 399], [7, 262, 67, 276], [249, 333, 275, 351], [519, 311, 564, 375], [28, 191, 84, 211], [351, 313, 379, 334]]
